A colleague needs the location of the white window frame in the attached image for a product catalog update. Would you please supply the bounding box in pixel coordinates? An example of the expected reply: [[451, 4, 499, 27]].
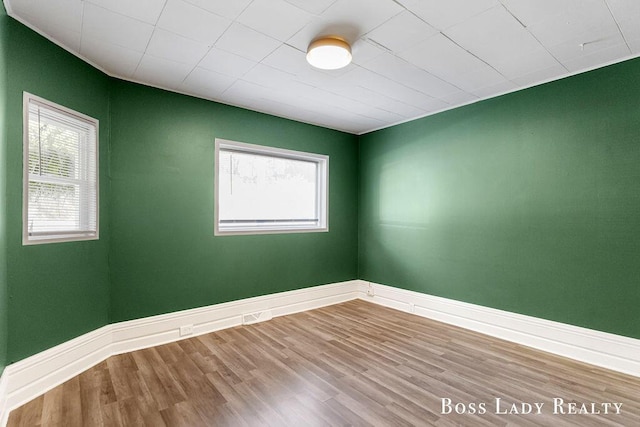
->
[[23, 92, 99, 245], [214, 138, 329, 236]]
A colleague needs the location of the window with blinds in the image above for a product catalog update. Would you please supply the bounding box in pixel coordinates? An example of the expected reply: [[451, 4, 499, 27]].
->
[[23, 93, 99, 244], [214, 139, 328, 235]]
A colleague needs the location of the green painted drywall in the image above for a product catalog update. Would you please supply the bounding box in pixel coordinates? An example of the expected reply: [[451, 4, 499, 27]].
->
[[359, 58, 640, 339], [0, 1, 8, 375], [4, 16, 111, 362], [108, 80, 358, 321]]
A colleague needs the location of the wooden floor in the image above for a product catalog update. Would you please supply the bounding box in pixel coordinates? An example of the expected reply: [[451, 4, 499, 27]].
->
[[7, 300, 640, 426]]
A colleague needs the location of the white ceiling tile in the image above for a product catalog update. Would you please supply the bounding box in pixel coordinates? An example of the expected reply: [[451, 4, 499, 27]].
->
[[242, 64, 297, 88], [502, 0, 589, 27], [289, 81, 332, 101], [80, 36, 142, 78], [491, 47, 565, 80], [359, 106, 406, 124], [86, 0, 166, 25], [222, 80, 264, 104], [199, 48, 256, 77], [45, 27, 81, 52], [82, 2, 154, 52], [330, 66, 378, 87], [445, 6, 561, 79], [146, 29, 210, 66], [310, 115, 360, 134], [364, 53, 461, 98], [284, 0, 338, 15], [322, 79, 386, 101], [181, 67, 236, 98], [157, 0, 231, 45], [307, 108, 382, 133], [524, 1, 619, 47], [322, 0, 404, 34], [134, 54, 194, 89], [414, 96, 450, 112], [8, 0, 640, 134], [215, 23, 280, 62], [282, 95, 328, 114], [351, 38, 386, 65], [366, 10, 438, 52], [261, 100, 311, 118], [400, 33, 482, 77], [261, 45, 336, 86], [182, 0, 252, 20], [341, 66, 447, 110], [399, 33, 505, 91], [263, 88, 304, 108], [288, 2, 414, 56], [511, 63, 568, 87], [549, 32, 629, 64], [294, 69, 339, 87], [379, 99, 429, 118], [562, 42, 632, 72], [471, 79, 518, 98], [607, 0, 640, 22], [272, 85, 314, 107], [237, 0, 312, 42], [439, 91, 478, 105], [310, 88, 372, 112], [456, 66, 508, 93], [397, 0, 500, 30], [260, 45, 335, 86], [605, 0, 640, 51], [343, 116, 387, 133], [627, 37, 640, 54], [262, 44, 310, 74], [223, 81, 337, 129], [251, 98, 315, 122], [11, 0, 82, 32], [286, 17, 362, 52]]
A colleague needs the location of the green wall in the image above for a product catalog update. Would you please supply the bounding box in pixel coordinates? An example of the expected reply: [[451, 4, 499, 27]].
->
[[108, 80, 358, 321], [0, 2, 9, 375], [4, 15, 111, 362], [359, 58, 640, 339]]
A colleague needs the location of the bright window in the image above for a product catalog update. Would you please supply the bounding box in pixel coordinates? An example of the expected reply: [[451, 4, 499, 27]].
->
[[215, 139, 328, 235], [23, 93, 99, 244]]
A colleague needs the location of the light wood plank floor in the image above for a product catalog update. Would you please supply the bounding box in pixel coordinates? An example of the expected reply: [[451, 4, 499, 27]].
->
[[7, 299, 640, 426]]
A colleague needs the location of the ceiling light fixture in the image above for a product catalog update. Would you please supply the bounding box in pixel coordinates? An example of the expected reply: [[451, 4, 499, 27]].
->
[[306, 37, 352, 70]]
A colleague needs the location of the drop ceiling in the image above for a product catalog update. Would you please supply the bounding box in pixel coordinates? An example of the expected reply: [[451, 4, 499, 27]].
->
[[4, 0, 640, 134]]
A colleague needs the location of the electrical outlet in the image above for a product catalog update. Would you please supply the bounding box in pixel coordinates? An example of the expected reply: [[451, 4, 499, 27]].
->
[[179, 325, 193, 336], [367, 283, 375, 297]]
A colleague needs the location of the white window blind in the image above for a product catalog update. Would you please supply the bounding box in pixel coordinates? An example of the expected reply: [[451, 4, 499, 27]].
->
[[23, 93, 99, 244], [215, 139, 328, 235]]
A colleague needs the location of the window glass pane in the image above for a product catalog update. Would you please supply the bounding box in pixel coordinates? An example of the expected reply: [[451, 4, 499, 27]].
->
[[23, 93, 98, 244], [215, 139, 328, 235], [218, 150, 318, 221], [27, 181, 80, 233], [28, 116, 80, 179]]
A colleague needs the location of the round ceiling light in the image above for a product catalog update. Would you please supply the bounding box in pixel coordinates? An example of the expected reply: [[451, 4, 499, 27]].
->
[[306, 37, 352, 70]]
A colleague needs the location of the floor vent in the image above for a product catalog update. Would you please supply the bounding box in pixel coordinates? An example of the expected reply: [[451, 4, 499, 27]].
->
[[242, 310, 273, 325]]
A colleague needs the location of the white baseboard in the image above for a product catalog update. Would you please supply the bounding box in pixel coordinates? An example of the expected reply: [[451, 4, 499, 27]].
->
[[359, 281, 640, 378], [1, 279, 639, 426], [0, 368, 7, 427], [1, 325, 112, 425], [0, 280, 361, 426], [109, 281, 360, 355]]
